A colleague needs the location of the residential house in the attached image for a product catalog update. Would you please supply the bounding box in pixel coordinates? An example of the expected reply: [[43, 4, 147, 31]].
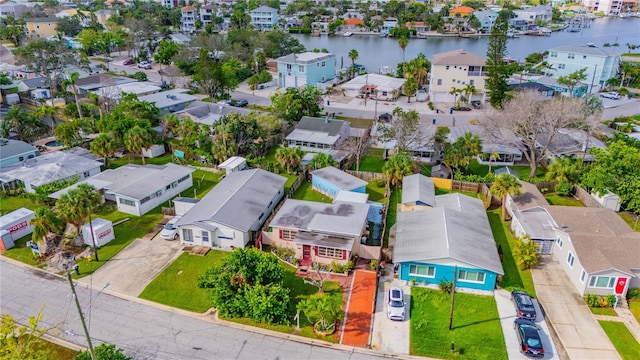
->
[[582, 0, 622, 14], [0, 138, 38, 169], [275, 51, 336, 88], [449, 5, 475, 17], [250, 5, 278, 30], [218, 156, 248, 175], [285, 116, 350, 158], [161, 0, 178, 8], [176, 169, 286, 249], [138, 88, 197, 115], [169, 33, 191, 45], [473, 10, 497, 32], [448, 125, 523, 165], [173, 101, 251, 126], [311, 166, 367, 198], [508, 81, 556, 98], [506, 181, 558, 254], [547, 206, 640, 298], [24, 18, 59, 39], [342, 17, 364, 32], [341, 73, 405, 101], [16, 76, 51, 99], [93, 81, 162, 103], [75, 74, 136, 96], [0, 2, 27, 18], [0, 150, 102, 193], [513, 5, 553, 24], [180, 6, 196, 33], [50, 163, 194, 216], [381, 17, 398, 32], [535, 128, 606, 162], [405, 21, 428, 32], [399, 174, 436, 211], [534, 75, 588, 97], [429, 49, 487, 103], [394, 176, 504, 292], [264, 198, 370, 266], [545, 45, 620, 90], [200, 4, 216, 28], [93, 9, 117, 26], [55, 9, 91, 26]]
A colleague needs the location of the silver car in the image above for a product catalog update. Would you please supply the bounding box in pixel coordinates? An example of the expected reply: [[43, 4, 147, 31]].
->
[[386, 287, 406, 321], [160, 215, 181, 240]]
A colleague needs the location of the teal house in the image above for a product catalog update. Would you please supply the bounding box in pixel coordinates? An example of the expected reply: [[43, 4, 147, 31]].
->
[[276, 52, 336, 88], [311, 166, 366, 199], [393, 175, 504, 292]]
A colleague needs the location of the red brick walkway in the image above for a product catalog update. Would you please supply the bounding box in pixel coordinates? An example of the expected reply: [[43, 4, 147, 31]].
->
[[340, 270, 377, 347]]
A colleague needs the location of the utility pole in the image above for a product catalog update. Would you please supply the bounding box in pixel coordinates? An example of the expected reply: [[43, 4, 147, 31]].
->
[[87, 207, 99, 262], [65, 266, 96, 360], [448, 265, 457, 331], [589, 64, 598, 94]]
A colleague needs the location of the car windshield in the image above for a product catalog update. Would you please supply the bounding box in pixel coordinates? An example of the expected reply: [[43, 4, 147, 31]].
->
[[164, 223, 176, 230], [518, 295, 534, 306], [389, 300, 404, 307], [526, 337, 541, 347]]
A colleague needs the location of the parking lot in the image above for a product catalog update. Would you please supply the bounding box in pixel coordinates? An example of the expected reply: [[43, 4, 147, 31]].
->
[[370, 275, 410, 354], [495, 289, 560, 360]]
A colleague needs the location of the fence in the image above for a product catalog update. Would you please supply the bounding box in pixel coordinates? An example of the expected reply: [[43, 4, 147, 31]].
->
[[452, 180, 482, 193], [345, 170, 385, 181], [574, 185, 604, 208], [535, 181, 557, 194], [257, 169, 307, 236], [356, 244, 381, 260]]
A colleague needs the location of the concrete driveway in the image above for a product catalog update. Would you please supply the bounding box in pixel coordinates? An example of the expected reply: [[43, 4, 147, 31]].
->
[[371, 275, 410, 354], [78, 231, 183, 297], [532, 256, 620, 360], [495, 289, 560, 360]]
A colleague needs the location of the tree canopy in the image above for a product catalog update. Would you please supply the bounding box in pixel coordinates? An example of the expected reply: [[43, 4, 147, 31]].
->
[[270, 85, 323, 124]]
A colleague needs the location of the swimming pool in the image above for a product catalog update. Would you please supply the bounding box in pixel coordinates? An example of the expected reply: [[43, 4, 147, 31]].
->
[[45, 140, 63, 147]]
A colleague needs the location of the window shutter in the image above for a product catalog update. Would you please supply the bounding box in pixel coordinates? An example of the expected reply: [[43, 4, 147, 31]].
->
[[279, 229, 283, 239], [343, 250, 347, 260], [314, 246, 318, 255]]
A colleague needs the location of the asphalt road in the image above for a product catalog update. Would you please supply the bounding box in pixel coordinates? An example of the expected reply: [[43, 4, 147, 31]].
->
[[0, 258, 404, 360]]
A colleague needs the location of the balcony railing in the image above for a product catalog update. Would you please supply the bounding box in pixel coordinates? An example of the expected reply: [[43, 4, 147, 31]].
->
[[468, 71, 486, 76]]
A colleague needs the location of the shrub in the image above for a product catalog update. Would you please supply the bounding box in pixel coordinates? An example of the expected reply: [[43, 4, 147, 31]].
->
[[272, 247, 295, 262], [585, 293, 600, 307], [130, 71, 148, 82], [428, 102, 434, 110], [606, 294, 617, 307], [369, 259, 379, 271], [374, 179, 386, 187], [513, 237, 539, 270], [555, 181, 574, 196], [439, 279, 453, 294], [628, 288, 640, 300]]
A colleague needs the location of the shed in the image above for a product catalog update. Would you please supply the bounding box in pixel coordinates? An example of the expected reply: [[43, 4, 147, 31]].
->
[[219, 156, 247, 175], [173, 197, 199, 216], [0, 207, 35, 241], [431, 164, 451, 179], [142, 144, 166, 158], [494, 166, 520, 179], [81, 218, 114, 247], [312, 166, 367, 198], [591, 190, 621, 212]]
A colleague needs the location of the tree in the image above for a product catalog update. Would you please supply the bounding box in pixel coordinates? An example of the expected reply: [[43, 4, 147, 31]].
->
[[487, 147, 500, 174], [382, 152, 413, 187], [490, 174, 522, 221], [275, 145, 303, 174], [30, 207, 63, 256], [56, 15, 83, 37], [270, 85, 323, 124], [545, 156, 579, 183], [480, 90, 590, 178], [154, 39, 180, 82], [308, 153, 335, 170], [54, 121, 82, 149], [197, 248, 290, 325], [297, 295, 343, 333], [0, 106, 49, 143], [348, 48, 359, 78], [340, 134, 370, 172], [124, 125, 153, 164], [56, 184, 101, 236], [513, 236, 539, 270], [0, 16, 25, 47], [485, 16, 510, 108], [0, 312, 49, 360], [62, 72, 84, 120], [378, 108, 424, 151], [75, 343, 131, 360], [463, 84, 478, 104], [398, 36, 409, 63], [557, 68, 588, 97], [192, 49, 228, 100], [404, 77, 418, 103], [90, 134, 117, 167]]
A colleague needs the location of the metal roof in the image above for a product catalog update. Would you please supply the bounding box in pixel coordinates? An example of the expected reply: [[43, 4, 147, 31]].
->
[[270, 199, 369, 236], [401, 174, 436, 206], [514, 206, 557, 240], [0, 139, 36, 163], [510, 181, 549, 210], [0, 151, 102, 187], [275, 52, 335, 65], [176, 169, 287, 232], [295, 116, 347, 136], [138, 89, 197, 108], [549, 45, 617, 57], [312, 166, 367, 191]]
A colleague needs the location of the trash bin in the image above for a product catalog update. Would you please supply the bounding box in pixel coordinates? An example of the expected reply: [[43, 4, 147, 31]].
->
[[449, 108, 454, 114], [327, 100, 330, 106], [432, 118, 436, 124]]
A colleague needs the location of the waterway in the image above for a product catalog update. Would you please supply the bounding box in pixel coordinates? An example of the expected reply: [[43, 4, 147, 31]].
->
[[293, 17, 640, 73]]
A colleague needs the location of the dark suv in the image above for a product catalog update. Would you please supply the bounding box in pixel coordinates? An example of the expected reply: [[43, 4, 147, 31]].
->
[[511, 290, 537, 320], [230, 99, 248, 107]]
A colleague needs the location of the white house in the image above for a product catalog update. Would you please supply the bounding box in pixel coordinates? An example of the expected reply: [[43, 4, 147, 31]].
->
[[249, 5, 278, 30], [340, 73, 405, 101], [176, 169, 286, 249], [0, 138, 38, 169], [545, 45, 620, 90], [285, 116, 350, 154], [448, 125, 523, 165], [180, 6, 196, 33], [174, 101, 251, 127], [429, 49, 487, 103]]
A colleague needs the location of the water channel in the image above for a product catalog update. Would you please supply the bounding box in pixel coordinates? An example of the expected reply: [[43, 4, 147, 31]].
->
[[293, 17, 640, 72]]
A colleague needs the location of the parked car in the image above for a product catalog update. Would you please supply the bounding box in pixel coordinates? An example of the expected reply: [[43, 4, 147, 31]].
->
[[514, 318, 545, 357], [137, 61, 152, 69], [230, 98, 248, 107], [471, 100, 482, 109], [378, 113, 393, 122], [511, 290, 537, 320], [600, 91, 621, 100], [386, 287, 406, 321], [123, 58, 134, 66], [160, 215, 182, 240]]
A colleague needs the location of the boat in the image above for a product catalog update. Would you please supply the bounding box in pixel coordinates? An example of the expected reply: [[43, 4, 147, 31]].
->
[[506, 31, 520, 38], [417, 32, 428, 39], [379, 31, 388, 38], [342, 32, 353, 37], [312, 30, 321, 37]]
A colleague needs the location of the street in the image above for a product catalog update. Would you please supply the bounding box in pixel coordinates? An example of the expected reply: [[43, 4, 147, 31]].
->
[[0, 258, 404, 360]]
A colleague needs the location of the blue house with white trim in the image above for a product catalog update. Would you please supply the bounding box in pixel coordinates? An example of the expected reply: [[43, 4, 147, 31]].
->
[[393, 174, 504, 292], [311, 166, 367, 199], [249, 5, 278, 30], [275, 52, 336, 88]]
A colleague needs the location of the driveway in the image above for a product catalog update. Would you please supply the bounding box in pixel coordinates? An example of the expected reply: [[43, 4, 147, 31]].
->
[[340, 270, 377, 347], [532, 256, 620, 360], [371, 275, 410, 354], [495, 289, 559, 360], [78, 231, 183, 297]]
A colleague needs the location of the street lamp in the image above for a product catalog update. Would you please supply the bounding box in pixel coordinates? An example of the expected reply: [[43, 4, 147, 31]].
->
[[63, 263, 97, 360]]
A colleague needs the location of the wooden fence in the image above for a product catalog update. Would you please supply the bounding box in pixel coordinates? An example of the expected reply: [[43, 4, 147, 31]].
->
[[452, 180, 482, 193], [345, 170, 385, 181], [574, 185, 604, 208]]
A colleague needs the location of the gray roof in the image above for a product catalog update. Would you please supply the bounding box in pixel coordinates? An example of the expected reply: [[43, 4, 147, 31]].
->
[[449, 125, 522, 156], [296, 116, 347, 136], [0, 151, 102, 187], [0, 138, 36, 161], [510, 181, 549, 210], [401, 174, 436, 206], [536, 128, 605, 160], [75, 74, 136, 91], [549, 45, 617, 57], [20, 77, 49, 90], [293, 231, 354, 251], [312, 166, 367, 191], [251, 5, 277, 12], [394, 193, 504, 275], [177, 101, 251, 126], [494, 167, 519, 178], [176, 169, 286, 232], [138, 89, 197, 109], [275, 52, 336, 65], [432, 49, 485, 66], [514, 206, 557, 240], [270, 199, 369, 236], [64, 147, 102, 162]]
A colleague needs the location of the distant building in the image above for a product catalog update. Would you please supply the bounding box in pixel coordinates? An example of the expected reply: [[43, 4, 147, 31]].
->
[[545, 45, 620, 90], [275, 51, 336, 88], [582, 0, 623, 14], [180, 6, 196, 33], [473, 10, 497, 32], [0, 2, 27, 18], [24, 18, 59, 39], [250, 5, 278, 30], [0, 139, 38, 169], [429, 49, 486, 103], [449, 5, 475, 17], [381, 17, 398, 32], [285, 116, 350, 157], [173, 101, 251, 126], [161, 0, 178, 8], [138, 88, 197, 115]]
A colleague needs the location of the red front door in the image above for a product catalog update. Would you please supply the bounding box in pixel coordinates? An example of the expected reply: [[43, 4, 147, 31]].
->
[[303, 245, 311, 261], [615, 277, 628, 295]]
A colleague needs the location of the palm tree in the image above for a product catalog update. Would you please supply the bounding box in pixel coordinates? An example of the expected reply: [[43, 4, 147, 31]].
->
[[404, 77, 418, 103], [308, 153, 335, 170], [54, 121, 82, 148], [382, 152, 413, 188], [414, 53, 430, 87], [490, 174, 522, 221], [162, 114, 179, 137], [463, 84, 477, 104], [30, 207, 63, 256], [56, 184, 101, 236], [35, 105, 58, 132], [90, 133, 117, 167], [348, 49, 359, 78], [87, 92, 104, 122], [124, 125, 153, 165], [0, 106, 49, 143], [513, 236, 539, 270], [398, 36, 409, 63], [459, 132, 481, 159], [62, 72, 83, 120], [275, 145, 303, 174], [545, 156, 578, 184], [449, 87, 463, 106], [487, 147, 500, 174]]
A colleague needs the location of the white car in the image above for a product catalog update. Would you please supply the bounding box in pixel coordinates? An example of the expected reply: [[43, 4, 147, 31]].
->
[[386, 287, 406, 321], [160, 216, 182, 240], [137, 61, 153, 70], [600, 91, 621, 100]]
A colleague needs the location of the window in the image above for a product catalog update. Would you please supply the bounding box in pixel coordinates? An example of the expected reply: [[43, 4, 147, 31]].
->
[[445, 65, 450, 70], [298, 65, 304, 72], [556, 237, 563, 248], [589, 276, 616, 288], [177, 175, 190, 183], [581, 270, 586, 283], [558, 64, 565, 69], [183, 229, 193, 242], [458, 270, 485, 283], [286, 64, 292, 71], [583, 55, 587, 59], [567, 252, 575, 267], [469, 80, 474, 86], [452, 78, 456, 82], [166, 184, 171, 190], [83, 171, 91, 177], [119, 198, 135, 206], [437, 79, 442, 85], [201, 231, 209, 242], [568, 53, 575, 59], [281, 229, 297, 240], [317, 246, 342, 259], [409, 264, 435, 278], [18, 156, 24, 161], [321, 61, 326, 67], [550, 51, 557, 57]]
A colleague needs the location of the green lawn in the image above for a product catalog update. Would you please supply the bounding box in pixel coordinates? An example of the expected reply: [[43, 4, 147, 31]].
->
[[598, 320, 640, 360], [410, 288, 507, 360], [336, 116, 373, 129], [590, 307, 617, 316], [353, 148, 385, 173], [1, 235, 45, 267], [545, 194, 584, 207], [619, 212, 640, 232], [630, 301, 640, 323], [108, 154, 173, 169], [384, 188, 401, 247], [366, 180, 386, 202], [487, 210, 537, 297], [291, 181, 333, 203], [0, 193, 40, 215], [467, 160, 545, 180]]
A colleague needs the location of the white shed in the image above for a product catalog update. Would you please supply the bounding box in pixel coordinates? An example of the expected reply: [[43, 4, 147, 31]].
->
[[218, 156, 248, 175], [591, 190, 621, 212], [0, 208, 35, 241], [82, 218, 115, 247], [142, 144, 166, 158]]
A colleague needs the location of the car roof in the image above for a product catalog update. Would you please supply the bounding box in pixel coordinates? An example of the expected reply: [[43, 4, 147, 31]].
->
[[514, 318, 536, 327], [389, 287, 403, 299]]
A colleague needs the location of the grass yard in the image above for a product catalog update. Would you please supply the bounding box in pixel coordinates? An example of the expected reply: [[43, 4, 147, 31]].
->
[[630, 301, 640, 323], [366, 180, 386, 202], [598, 320, 640, 360], [487, 210, 537, 297], [182, 170, 223, 200], [108, 154, 173, 169], [1, 235, 45, 267], [336, 116, 373, 129], [467, 160, 545, 180], [619, 212, 640, 232], [353, 148, 385, 173], [384, 188, 401, 247], [410, 288, 507, 360], [291, 181, 333, 203], [589, 307, 617, 316], [545, 194, 584, 207], [0, 193, 40, 215]]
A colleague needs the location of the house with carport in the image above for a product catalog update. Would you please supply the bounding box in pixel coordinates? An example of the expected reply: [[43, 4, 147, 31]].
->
[[175, 169, 286, 249], [285, 116, 350, 161]]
